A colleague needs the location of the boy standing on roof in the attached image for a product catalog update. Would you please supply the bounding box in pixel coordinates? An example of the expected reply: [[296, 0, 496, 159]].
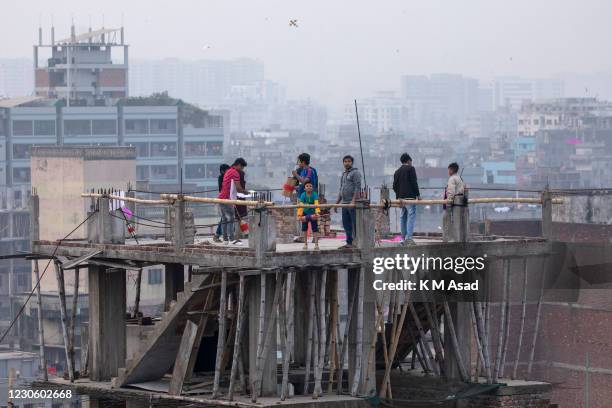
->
[[298, 180, 320, 250], [292, 153, 318, 196], [213, 163, 230, 242]]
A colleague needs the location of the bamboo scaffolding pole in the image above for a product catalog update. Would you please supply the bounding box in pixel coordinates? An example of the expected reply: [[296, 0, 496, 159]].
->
[[279, 274, 288, 397], [408, 302, 439, 376], [513, 258, 529, 379], [34, 260, 48, 381], [364, 288, 390, 393], [314, 269, 328, 398], [470, 302, 486, 382], [337, 271, 358, 395], [493, 260, 509, 382], [220, 292, 238, 377], [527, 257, 547, 378], [212, 270, 228, 399], [162, 193, 272, 207], [69, 266, 79, 378], [350, 267, 365, 397], [252, 272, 281, 402], [54, 261, 74, 382], [253, 274, 267, 397], [327, 270, 340, 394], [375, 302, 392, 397], [404, 319, 428, 374], [281, 272, 295, 400], [81, 193, 168, 205], [474, 301, 492, 384], [379, 299, 409, 398], [442, 301, 469, 382], [500, 260, 512, 378], [228, 275, 246, 401], [304, 273, 316, 395], [423, 302, 445, 377]]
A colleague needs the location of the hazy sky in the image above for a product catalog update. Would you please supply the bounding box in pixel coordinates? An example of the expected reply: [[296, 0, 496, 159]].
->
[[3, 0, 612, 106]]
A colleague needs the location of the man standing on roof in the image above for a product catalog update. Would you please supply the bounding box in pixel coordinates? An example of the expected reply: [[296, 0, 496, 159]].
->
[[393, 153, 421, 246], [213, 163, 230, 243], [334, 155, 361, 248], [218, 158, 247, 245]]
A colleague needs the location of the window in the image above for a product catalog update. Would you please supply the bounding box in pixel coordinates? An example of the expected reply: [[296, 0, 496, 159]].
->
[[125, 119, 149, 134], [151, 142, 177, 157], [185, 164, 205, 179], [13, 167, 31, 183], [34, 120, 55, 136], [12, 120, 33, 136], [92, 119, 117, 135], [206, 141, 222, 156], [17, 273, 28, 288], [150, 165, 177, 180], [129, 142, 149, 157], [12, 144, 31, 159], [185, 142, 206, 156], [148, 268, 162, 285], [136, 165, 149, 181], [64, 120, 91, 136], [150, 119, 176, 134], [205, 164, 216, 178]]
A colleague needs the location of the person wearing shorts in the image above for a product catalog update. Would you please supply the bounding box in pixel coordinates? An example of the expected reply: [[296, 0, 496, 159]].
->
[[297, 181, 320, 250]]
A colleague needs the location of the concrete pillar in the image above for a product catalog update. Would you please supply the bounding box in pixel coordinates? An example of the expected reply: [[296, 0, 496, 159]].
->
[[248, 204, 276, 264], [348, 200, 377, 395], [164, 264, 185, 311], [97, 196, 112, 244], [88, 265, 126, 381], [443, 190, 470, 242], [541, 186, 552, 239], [172, 198, 185, 252], [248, 274, 277, 396], [29, 193, 39, 242]]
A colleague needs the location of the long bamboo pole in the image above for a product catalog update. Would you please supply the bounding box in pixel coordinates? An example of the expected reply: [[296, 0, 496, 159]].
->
[[304, 273, 316, 395], [228, 275, 245, 401], [327, 270, 339, 394], [379, 300, 409, 398], [337, 270, 358, 395], [423, 302, 445, 377], [493, 260, 509, 382], [500, 260, 512, 378], [442, 301, 469, 382], [527, 256, 547, 378], [350, 267, 365, 396], [474, 301, 492, 384], [314, 269, 328, 398], [34, 260, 48, 381], [54, 261, 74, 382], [281, 272, 295, 400], [513, 258, 529, 379], [69, 266, 79, 378], [212, 270, 227, 399], [409, 303, 439, 376]]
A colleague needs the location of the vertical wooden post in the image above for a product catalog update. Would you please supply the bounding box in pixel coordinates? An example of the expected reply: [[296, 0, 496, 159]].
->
[[212, 270, 228, 399], [69, 265, 80, 378], [54, 261, 74, 382], [513, 258, 529, 379], [34, 260, 47, 381], [229, 274, 246, 401]]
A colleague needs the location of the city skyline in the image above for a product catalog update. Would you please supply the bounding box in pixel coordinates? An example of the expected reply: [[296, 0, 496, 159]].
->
[[2, 0, 612, 107]]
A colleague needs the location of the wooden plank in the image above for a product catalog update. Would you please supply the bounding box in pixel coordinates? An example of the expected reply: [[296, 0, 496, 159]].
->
[[168, 320, 199, 395]]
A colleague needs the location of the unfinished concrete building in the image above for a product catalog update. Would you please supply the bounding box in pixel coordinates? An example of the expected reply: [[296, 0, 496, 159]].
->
[[25, 175, 597, 408]]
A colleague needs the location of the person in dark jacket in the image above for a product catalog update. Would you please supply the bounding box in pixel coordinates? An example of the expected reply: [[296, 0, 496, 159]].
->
[[213, 164, 231, 242], [392, 153, 420, 245]]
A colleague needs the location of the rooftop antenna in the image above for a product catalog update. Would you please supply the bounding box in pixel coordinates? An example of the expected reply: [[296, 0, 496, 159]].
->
[[354, 99, 368, 189], [51, 14, 55, 45]]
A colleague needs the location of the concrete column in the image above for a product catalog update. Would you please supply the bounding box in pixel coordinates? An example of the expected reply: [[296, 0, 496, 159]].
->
[[172, 198, 185, 252], [443, 190, 470, 242], [29, 193, 39, 242], [248, 204, 276, 265], [541, 186, 552, 239], [248, 274, 277, 396], [348, 200, 377, 395], [97, 196, 112, 244], [164, 264, 185, 311], [88, 265, 126, 381]]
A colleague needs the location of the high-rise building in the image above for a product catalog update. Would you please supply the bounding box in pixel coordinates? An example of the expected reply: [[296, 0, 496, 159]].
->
[[493, 77, 564, 110], [0, 59, 33, 98], [33, 25, 129, 105]]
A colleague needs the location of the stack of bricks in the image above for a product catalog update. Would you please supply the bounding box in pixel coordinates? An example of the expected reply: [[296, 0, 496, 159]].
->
[[463, 383, 552, 408], [274, 208, 298, 243]]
